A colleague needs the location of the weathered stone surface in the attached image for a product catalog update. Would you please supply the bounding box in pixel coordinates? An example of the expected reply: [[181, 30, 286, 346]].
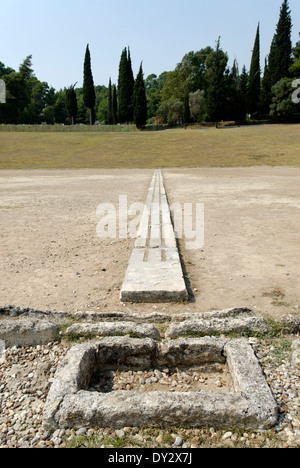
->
[[0, 305, 69, 322], [224, 339, 279, 428], [157, 337, 228, 367], [65, 321, 161, 340], [73, 310, 173, 324], [120, 170, 188, 303], [165, 315, 268, 338], [171, 307, 257, 322], [280, 314, 300, 334], [291, 339, 300, 365], [0, 318, 59, 347], [120, 248, 188, 303], [43, 336, 278, 433]]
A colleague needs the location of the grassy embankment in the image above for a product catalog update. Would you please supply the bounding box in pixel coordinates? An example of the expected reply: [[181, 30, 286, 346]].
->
[[0, 124, 299, 169]]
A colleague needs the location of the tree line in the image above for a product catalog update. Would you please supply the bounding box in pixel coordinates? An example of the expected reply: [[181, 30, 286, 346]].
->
[[0, 0, 299, 128]]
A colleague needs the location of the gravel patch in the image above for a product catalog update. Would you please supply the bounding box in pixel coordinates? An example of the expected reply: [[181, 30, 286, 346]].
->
[[0, 336, 299, 448]]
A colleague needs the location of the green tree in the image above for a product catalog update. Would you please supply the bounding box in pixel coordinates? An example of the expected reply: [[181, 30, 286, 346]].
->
[[107, 78, 113, 124], [239, 65, 249, 119], [145, 72, 168, 119], [158, 99, 184, 125], [20, 79, 51, 124], [132, 63, 147, 129], [260, 57, 273, 115], [223, 61, 247, 121], [248, 24, 261, 116], [83, 44, 96, 125], [95, 85, 108, 123], [0, 62, 14, 77], [268, 0, 292, 87], [112, 84, 118, 124], [289, 33, 300, 77], [0, 56, 45, 124], [118, 47, 134, 123], [205, 38, 228, 125], [53, 90, 68, 123], [270, 77, 297, 120], [189, 89, 205, 123], [162, 48, 213, 103], [66, 83, 78, 124], [127, 48, 135, 121], [42, 105, 55, 124], [0, 71, 24, 123]]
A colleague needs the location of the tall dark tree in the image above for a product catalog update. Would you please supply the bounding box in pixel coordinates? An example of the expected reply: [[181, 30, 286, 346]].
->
[[239, 65, 249, 119], [268, 0, 292, 86], [248, 24, 261, 116], [205, 37, 228, 125], [83, 44, 96, 125], [133, 63, 147, 129], [107, 78, 113, 124], [126, 48, 135, 121], [118, 48, 128, 123], [118, 47, 134, 123], [112, 84, 118, 124], [261, 57, 273, 114], [66, 83, 78, 125], [224, 60, 246, 121]]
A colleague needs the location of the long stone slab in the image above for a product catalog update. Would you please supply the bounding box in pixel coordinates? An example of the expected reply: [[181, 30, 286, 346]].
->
[[120, 170, 188, 302]]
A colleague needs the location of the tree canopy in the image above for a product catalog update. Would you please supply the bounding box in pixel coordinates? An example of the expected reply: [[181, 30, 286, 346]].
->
[[0, 1, 298, 127]]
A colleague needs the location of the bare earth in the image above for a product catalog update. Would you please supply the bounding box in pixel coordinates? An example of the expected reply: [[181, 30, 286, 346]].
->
[[0, 167, 299, 321]]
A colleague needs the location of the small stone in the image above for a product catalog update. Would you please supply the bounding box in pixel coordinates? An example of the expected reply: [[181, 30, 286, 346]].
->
[[222, 431, 233, 440], [115, 429, 125, 438], [174, 436, 183, 447]]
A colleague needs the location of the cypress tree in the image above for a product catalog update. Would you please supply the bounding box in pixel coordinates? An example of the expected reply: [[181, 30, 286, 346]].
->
[[126, 48, 135, 122], [112, 84, 118, 124], [83, 44, 96, 125], [107, 78, 113, 124], [261, 57, 273, 114], [118, 48, 128, 123], [133, 63, 147, 129], [66, 83, 78, 125], [248, 24, 261, 116], [118, 47, 134, 123], [268, 0, 292, 86], [239, 65, 249, 119]]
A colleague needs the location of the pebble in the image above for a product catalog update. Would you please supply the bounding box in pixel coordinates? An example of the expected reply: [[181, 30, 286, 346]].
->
[[174, 436, 183, 446], [222, 431, 233, 440], [91, 365, 231, 393]]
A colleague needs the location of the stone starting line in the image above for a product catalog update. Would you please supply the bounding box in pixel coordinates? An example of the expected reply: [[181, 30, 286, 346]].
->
[[120, 169, 188, 303]]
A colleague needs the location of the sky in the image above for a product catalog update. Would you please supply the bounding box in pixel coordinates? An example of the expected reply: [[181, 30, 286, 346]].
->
[[1, 0, 300, 91]]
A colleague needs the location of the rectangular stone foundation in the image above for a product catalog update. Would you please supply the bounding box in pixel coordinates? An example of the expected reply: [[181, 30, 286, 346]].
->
[[43, 337, 278, 432]]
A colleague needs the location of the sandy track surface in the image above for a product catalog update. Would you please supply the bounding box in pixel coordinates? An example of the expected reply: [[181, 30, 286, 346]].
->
[[0, 167, 299, 320]]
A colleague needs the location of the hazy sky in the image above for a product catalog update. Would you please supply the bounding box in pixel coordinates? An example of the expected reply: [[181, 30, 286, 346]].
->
[[1, 0, 299, 90]]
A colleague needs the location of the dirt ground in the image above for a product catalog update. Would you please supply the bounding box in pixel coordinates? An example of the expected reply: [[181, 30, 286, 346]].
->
[[0, 167, 299, 320]]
